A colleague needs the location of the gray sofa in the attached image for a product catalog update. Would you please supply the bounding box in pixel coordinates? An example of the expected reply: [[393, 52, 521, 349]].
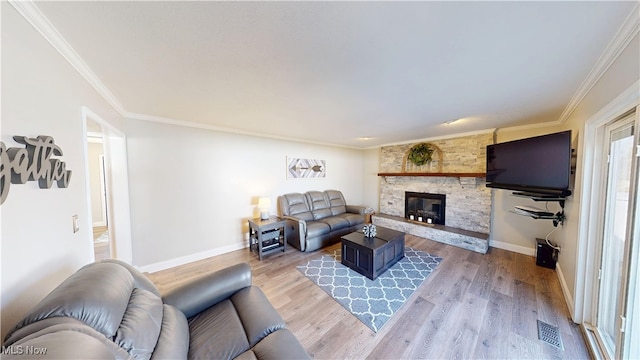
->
[[278, 190, 368, 252], [1, 259, 309, 360]]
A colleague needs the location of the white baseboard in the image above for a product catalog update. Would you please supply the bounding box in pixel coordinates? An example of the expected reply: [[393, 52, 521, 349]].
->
[[489, 239, 536, 256], [556, 262, 576, 321], [137, 242, 247, 273], [93, 221, 106, 227]]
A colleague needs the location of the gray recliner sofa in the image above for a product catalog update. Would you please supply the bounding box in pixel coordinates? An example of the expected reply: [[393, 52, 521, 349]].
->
[[278, 189, 368, 252], [1, 259, 309, 360]]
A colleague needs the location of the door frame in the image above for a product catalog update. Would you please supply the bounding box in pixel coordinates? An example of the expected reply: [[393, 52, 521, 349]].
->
[[574, 80, 639, 357], [594, 113, 636, 357]]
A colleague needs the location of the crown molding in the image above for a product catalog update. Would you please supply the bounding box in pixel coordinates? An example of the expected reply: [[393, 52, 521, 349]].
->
[[584, 79, 640, 128], [558, 2, 640, 124], [495, 119, 563, 133], [8, 0, 127, 116], [375, 128, 496, 149], [125, 112, 363, 150]]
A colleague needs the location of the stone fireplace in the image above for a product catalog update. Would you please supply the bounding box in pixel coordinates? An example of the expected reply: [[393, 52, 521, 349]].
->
[[373, 133, 494, 253], [405, 192, 446, 225]]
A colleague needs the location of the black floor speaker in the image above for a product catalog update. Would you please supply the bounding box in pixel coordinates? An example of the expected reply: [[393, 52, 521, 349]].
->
[[536, 238, 557, 269]]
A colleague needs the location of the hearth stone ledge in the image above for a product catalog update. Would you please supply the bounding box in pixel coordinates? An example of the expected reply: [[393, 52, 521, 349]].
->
[[372, 213, 489, 254]]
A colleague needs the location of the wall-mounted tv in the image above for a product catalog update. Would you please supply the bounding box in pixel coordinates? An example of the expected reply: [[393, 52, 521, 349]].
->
[[486, 130, 573, 196]]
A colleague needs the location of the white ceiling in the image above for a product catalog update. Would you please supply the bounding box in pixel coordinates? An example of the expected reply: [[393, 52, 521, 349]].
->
[[34, 1, 635, 148]]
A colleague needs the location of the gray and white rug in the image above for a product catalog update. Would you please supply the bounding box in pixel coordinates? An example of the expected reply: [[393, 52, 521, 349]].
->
[[297, 247, 441, 332]]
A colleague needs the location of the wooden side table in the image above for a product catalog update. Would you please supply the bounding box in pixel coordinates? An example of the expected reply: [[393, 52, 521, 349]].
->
[[248, 217, 287, 260]]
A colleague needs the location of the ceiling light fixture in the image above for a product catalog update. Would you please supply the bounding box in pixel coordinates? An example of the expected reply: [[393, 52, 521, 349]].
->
[[443, 118, 462, 125], [357, 137, 373, 141]]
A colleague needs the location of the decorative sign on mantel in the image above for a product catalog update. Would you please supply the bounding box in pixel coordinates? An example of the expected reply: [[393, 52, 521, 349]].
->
[[0, 135, 72, 205]]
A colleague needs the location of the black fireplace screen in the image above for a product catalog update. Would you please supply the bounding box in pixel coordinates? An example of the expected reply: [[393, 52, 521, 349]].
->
[[405, 192, 446, 225]]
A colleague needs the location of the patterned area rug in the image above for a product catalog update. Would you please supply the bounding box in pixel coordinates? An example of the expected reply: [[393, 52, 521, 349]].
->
[[297, 247, 441, 332]]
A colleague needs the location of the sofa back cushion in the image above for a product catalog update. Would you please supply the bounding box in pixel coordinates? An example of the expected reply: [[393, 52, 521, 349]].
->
[[325, 190, 347, 215], [4, 261, 182, 360], [101, 259, 161, 297], [3, 325, 133, 359], [278, 193, 313, 222], [9, 263, 135, 340], [305, 191, 332, 220], [114, 288, 164, 359]]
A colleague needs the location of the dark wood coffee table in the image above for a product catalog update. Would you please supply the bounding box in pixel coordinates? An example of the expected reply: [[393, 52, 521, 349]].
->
[[341, 226, 405, 280]]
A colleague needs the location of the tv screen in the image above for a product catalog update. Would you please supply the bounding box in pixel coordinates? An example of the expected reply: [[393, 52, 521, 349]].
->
[[486, 130, 572, 196]]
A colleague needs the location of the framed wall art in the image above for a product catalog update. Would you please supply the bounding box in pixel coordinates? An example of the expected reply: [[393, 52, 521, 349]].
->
[[287, 157, 326, 179]]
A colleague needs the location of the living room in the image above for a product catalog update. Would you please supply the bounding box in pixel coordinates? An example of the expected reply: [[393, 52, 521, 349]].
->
[[2, 1, 639, 358]]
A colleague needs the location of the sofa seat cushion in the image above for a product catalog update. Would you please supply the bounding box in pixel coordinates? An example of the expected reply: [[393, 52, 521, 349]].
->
[[319, 216, 350, 231], [188, 299, 251, 359], [336, 213, 365, 227], [306, 222, 330, 238], [246, 328, 311, 360], [188, 286, 286, 359]]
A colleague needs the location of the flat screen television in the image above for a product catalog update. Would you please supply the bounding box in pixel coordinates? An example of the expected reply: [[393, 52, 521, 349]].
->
[[486, 130, 572, 196]]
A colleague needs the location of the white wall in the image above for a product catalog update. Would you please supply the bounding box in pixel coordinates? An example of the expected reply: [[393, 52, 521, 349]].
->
[[125, 119, 367, 269], [362, 148, 380, 213], [1, 3, 125, 340]]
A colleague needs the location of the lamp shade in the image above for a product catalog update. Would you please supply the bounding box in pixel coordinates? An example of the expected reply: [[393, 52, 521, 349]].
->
[[258, 197, 271, 209], [258, 197, 271, 220]]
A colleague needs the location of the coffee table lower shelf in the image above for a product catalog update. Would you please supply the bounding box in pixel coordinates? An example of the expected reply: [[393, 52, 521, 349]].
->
[[341, 227, 405, 280]]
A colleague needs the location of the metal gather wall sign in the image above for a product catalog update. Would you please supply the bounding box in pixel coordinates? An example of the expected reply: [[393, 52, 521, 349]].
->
[[0, 135, 72, 205]]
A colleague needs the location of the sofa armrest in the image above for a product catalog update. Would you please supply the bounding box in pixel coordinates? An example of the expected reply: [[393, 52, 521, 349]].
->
[[346, 205, 373, 215], [162, 263, 252, 318], [282, 216, 306, 251]]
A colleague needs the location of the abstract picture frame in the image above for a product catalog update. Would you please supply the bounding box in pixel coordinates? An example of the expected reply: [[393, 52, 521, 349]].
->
[[287, 157, 326, 179]]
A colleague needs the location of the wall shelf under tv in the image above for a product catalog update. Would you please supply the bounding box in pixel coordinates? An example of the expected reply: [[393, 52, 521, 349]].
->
[[511, 192, 567, 227], [511, 192, 567, 208], [377, 172, 486, 178]]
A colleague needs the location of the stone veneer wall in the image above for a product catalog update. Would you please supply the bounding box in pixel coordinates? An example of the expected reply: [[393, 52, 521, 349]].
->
[[379, 133, 493, 234]]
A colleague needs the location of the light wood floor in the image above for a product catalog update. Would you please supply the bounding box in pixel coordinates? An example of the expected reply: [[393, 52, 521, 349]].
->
[[147, 235, 590, 359], [92, 225, 111, 261]]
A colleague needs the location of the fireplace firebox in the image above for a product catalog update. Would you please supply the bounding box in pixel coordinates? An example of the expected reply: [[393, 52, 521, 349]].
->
[[405, 192, 446, 225]]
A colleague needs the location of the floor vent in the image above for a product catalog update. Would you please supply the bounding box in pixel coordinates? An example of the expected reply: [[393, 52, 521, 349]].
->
[[537, 320, 564, 350]]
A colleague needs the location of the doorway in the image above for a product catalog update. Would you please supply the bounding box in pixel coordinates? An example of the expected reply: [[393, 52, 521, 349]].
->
[[87, 135, 111, 260], [82, 107, 133, 264]]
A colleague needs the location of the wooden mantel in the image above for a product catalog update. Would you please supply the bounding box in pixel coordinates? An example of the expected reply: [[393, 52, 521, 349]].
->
[[377, 172, 486, 178]]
